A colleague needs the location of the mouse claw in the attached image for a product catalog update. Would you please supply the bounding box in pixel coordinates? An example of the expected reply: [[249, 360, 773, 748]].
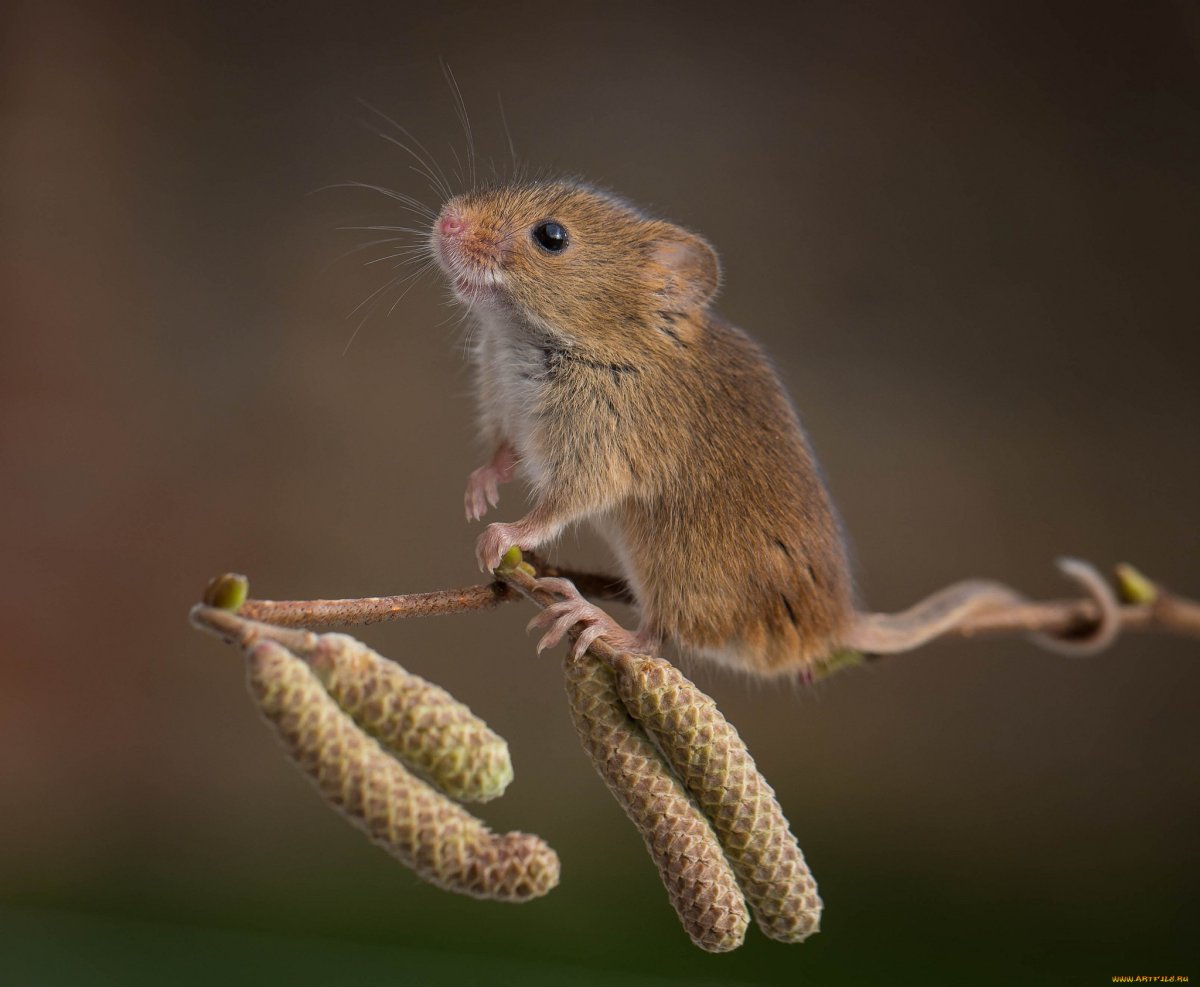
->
[[464, 487, 483, 522], [532, 607, 584, 654], [527, 602, 585, 653], [532, 576, 580, 600], [571, 622, 611, 659], [464, 465, 503, 522], [475, 523, 517, 573], [527, 595, 631, 657], [525, 605, 566, 636], [525, 575, 646, 657]]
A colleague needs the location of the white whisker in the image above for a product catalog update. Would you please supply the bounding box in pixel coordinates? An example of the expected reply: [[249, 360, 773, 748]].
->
[[337, 224, 428, 234], [342, 260, 435, 356], [357, 98, 455, 200], [442, 60, 476, 191], [364, 245, 433, 266], [385, 261, 436, 317], [497, 92, 518, 179], [324, 235, 421, 270]]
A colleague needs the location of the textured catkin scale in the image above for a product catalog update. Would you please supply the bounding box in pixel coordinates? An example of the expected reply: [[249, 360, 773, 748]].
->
[[305, 633, 513, 802], [563, 651, 749, 952], [611, 652, 822, 943], [247, 639, 559, 902]]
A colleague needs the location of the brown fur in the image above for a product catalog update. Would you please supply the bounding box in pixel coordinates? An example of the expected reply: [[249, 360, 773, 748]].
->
[[436, 180, 854, 675]]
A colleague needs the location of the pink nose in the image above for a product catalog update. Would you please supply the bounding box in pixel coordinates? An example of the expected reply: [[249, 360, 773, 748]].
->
[[439, 212, 465, 237]]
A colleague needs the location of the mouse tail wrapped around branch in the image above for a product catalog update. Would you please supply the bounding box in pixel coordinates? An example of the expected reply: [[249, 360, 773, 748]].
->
[[842, 578, 1023, 654], [842, 557, 1124, 657]]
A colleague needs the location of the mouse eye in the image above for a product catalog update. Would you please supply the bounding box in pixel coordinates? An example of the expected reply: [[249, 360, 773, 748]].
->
[[532, 221, 568, 253]]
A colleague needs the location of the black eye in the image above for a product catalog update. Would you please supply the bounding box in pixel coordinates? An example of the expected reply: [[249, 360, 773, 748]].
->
[[532, 221, 568, 253]]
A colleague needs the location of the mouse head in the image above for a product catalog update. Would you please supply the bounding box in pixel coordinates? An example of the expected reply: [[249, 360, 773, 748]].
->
[[432, 181, 720, 349]]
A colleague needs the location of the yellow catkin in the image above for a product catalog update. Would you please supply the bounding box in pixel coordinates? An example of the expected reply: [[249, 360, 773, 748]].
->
[[305, 633, 513, 802], [611, 652, 822, 943], [248, 639, 559, 902], [564, 652, 749, 952]]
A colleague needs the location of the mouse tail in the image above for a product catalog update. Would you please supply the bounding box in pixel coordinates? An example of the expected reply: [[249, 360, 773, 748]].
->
[[841, 559, 1120, 657], [842, 578, 1020, 654]]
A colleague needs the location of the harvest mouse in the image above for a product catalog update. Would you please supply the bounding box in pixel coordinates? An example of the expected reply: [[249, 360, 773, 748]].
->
[[431, 180, 1116, 676]]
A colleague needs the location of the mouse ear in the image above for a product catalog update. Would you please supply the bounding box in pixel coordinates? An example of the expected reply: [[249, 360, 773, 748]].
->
[[647, 226, 721, 312]]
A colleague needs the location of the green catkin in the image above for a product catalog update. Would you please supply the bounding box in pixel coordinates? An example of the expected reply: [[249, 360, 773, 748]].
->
[[563, 651, 749, 952], [611, 652, 822, 943], [305, 633, 513, 802], [248, 639, 559, 902]]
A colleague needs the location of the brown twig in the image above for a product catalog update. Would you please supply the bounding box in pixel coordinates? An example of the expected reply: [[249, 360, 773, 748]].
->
[[232, 552, 633, 628], [236, 583, 516, 627]]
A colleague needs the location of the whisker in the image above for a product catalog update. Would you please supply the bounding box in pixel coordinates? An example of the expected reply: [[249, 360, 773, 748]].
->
[[342, 274, 405, 355], [358, 122, 447, 201], [324, 235, 422, 270], [442, 60, 476, 191], [407, 165, 447, 201], [342, 260, 435, 356], [364, 245, 434, 266], [337, 224, 427, 234], [357, 98, 455, 200], [447, 143, 466, 191], [385, 260, 436, 316], [346, 263, 415, 319], [497, 92, 518, 179], [317, 181, 437, 220]]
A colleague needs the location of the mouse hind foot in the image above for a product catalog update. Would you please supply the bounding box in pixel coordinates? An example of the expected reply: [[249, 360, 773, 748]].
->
[[527, 576, 656, 659]]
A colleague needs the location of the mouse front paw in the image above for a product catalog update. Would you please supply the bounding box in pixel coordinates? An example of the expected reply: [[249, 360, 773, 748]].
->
[[476, 523, 521, 572], [464, 443, 517, 522], [464, 465, 502, 522]]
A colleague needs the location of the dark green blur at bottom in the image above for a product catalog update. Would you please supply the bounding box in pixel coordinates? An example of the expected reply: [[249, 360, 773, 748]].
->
[[4, 847, 1193, 987]]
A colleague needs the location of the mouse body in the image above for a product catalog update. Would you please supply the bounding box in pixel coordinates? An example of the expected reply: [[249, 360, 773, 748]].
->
[[430, 179, 1113, 674], [435, 180, 853, 675]]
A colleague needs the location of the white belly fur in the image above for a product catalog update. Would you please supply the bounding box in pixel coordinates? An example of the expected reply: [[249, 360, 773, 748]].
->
[[470, 307, 550, 489]]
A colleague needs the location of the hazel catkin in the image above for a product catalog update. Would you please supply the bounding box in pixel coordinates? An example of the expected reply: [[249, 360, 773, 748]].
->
[[247, 638, 558, 902], [611, 651, 822, 943], [563, 651, 749, 952], [304, 632, 513, 802]]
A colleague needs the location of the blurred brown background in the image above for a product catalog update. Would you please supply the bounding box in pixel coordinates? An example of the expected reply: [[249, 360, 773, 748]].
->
[[2, 1, 1198, 984]]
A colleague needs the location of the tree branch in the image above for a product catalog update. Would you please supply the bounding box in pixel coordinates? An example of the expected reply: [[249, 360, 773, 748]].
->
[[230, 550, 632, 628], [236, 582, 516, 627], [210, 558, 1198, 669]]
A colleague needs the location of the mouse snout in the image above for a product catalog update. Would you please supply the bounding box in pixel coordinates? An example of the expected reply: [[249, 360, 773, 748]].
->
[[438, 211, 466, 238]]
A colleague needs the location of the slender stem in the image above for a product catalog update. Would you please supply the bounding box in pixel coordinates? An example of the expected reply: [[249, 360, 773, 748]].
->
[[231, 556, 632, 629], [1155, 594, 1200, 637], [236, 583, 516, 627], [189, 604, 319, 652]]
